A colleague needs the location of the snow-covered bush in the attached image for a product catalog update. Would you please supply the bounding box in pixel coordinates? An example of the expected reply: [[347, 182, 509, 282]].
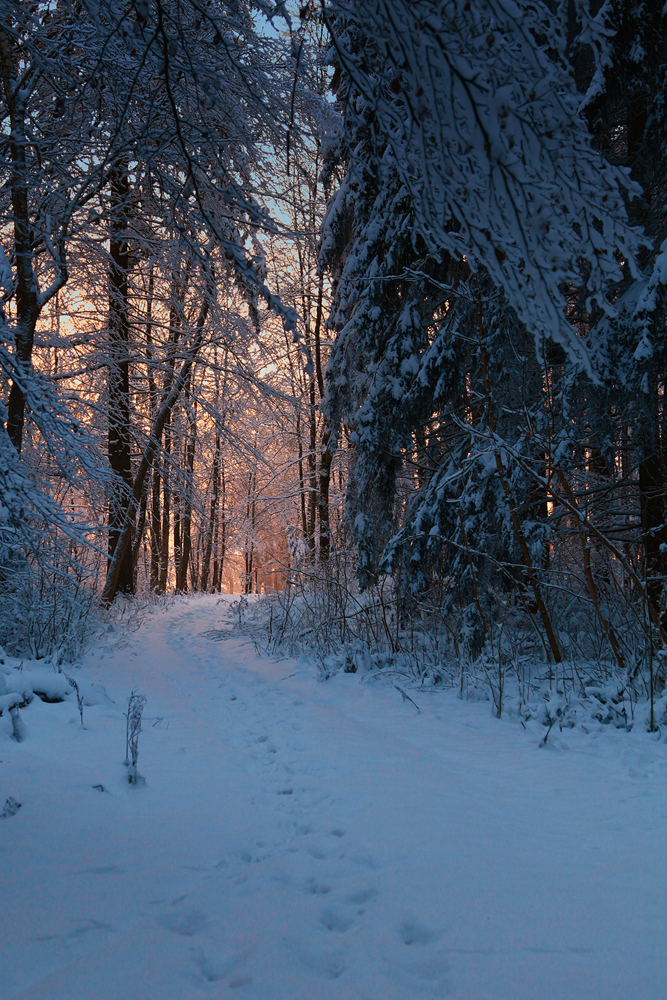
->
[[0, 565, 101, 662], [252, 563, 665, 736]]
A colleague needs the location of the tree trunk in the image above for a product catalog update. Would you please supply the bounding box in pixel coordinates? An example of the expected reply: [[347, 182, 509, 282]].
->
[[143, 263, 162, 592], [296, 414, 309, 546], [212, 455, 226, 592], [475, 290, 561, 663], [244, 470, 256, 594], [132, 470, 150, 586], [173, 498, 181, 589], [1, 27, 65, 451], [150, 456, 162, 591], [318, 419, 333, 562], [639, 420, 667, 626], [158, 412, 171, 593], [306, 373, 318, 558], [176, 403, 196, 593], [200, 434, 219, 591], [313, 271, 331, 563], [107, 162, 134, 594]]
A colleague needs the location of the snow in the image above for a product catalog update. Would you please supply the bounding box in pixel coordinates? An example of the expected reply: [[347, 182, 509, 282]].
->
[[1, 594, 665, 1000], [324, 0, 644, 374]]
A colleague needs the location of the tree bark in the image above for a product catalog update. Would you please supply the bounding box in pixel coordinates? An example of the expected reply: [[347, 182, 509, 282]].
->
[[0, 27, 66, 451], [475, 289, 561, 663], [212, 455, 226, 592], [176, 402, 196, 593], [158, 413, 171, 593], [313, 271, 332, 562], [306, 370, 318, 558], [107, 162, 134, 594], [200, 433, 220, 591], [244, 470, 256, 593], [150, 456, 162, 591], [639, 425, 667, 626], [318, 419, 333, 562], [296, 414, 309, 546]]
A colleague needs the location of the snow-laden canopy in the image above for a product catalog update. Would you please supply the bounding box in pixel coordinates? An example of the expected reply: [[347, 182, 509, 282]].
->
[[324, 0, 643, 368]]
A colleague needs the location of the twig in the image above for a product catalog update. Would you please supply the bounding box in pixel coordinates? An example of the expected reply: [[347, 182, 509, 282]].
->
[[539, 718, 555, 747], [394, 684, 421, 712]]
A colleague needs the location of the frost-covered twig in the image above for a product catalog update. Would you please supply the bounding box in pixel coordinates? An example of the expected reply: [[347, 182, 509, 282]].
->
[[393, 684, 421, 713], [64, 674, 84, 725], [124, 692, 147, 784], [0, 797, 21, 819]]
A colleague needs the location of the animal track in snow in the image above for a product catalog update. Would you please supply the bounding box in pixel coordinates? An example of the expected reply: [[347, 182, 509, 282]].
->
[[229, 975, 253, 988], [345, 887, 378, 905], [320, 907, 354, 933], [194, 950, 223, 982], [66, 919, 114, 940], [287, 938, 347, 981], [353, 853, 381, 870], [158, 908, 206, 937], [384, 922, 450, 990], [239, 847, 271, 864], [399, 921, 438, 946], [304, 878, 331, 895]]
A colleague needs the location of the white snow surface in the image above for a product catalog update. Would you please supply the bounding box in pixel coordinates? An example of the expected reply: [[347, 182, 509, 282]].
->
[[0, 595, 665, 1000]]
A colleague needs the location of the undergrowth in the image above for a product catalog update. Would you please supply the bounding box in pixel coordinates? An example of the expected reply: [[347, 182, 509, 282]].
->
[[208, 573, 667, 739]]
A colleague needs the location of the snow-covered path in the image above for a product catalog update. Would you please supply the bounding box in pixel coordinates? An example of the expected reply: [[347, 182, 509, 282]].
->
[[1, 595, 665, 1000]]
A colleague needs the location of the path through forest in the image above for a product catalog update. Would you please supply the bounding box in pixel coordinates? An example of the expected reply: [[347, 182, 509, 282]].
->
[[0, 595, 664, 999]]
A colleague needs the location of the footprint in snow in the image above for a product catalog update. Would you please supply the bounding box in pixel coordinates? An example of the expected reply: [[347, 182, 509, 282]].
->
[[399, 921, 438, 946], [239, 846, 271, 864], [353, 853, 381, 870], [320, 907, 354, 933], [193, 945, 254, 987], [158, 909, 207, 937], [287, 938, 347, 981], [304, 878, 331, 895], [388, 921, 450, 991], [67, 919, 114, 940], [194, 951, 224, 983], [345, 887, 378, 906]]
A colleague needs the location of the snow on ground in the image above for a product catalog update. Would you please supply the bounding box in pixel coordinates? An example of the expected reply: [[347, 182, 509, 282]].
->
[[0, 594, 665, 1000]]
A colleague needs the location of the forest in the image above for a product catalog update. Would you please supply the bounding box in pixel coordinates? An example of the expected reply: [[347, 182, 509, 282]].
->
[[1, 0, 667, 722], [1, 4, 666, 997]]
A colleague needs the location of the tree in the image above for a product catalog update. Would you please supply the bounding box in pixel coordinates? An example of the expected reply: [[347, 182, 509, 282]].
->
[[318, 0, 648, 656], [581, 1, 667, 627]]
